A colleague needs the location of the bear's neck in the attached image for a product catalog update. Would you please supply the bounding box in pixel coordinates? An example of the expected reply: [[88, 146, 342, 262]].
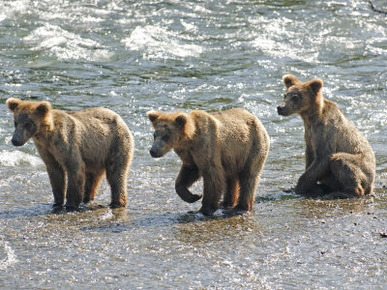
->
[[300, 93, 325, 123], [33, 113, 55, 141], [300, 108, 322, 124]]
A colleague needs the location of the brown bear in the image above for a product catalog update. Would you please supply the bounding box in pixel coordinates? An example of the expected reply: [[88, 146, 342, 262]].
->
[[147, 108, 270, 216], [6, 98, 134, 210], [277, 74, 376, 198]]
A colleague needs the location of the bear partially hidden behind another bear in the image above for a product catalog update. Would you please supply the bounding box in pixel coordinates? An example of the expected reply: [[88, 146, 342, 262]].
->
[[147, 108, 270, 216], [6, 98, 134, 210], [277, 74, 376, 198]]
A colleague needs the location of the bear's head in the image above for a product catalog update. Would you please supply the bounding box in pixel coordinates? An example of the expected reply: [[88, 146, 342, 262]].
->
[[6, 98, 52, 146], [277, 74, 323, 117], [147, 110, 194, 158]]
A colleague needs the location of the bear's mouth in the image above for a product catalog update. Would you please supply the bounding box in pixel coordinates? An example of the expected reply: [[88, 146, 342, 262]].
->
[[150, 148, 164, 158], [277, 105, 290, 116], [11, 138, 25, 146]]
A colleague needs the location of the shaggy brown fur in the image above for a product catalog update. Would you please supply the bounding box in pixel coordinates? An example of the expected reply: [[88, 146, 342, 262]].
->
[[147, 108, 270, 215], [7, 98, 134, 210], [277, 75, 376, 198]]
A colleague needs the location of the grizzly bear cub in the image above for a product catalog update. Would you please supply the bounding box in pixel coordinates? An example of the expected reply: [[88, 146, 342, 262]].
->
[[147, 108, 270, 215], [277, 75, 376, 198], [7, 98, 134, 210]]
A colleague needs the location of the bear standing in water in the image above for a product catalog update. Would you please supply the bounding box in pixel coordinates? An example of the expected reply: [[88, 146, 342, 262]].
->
[[7, 98, 134, 210], [147, 108, 270, 216], [277, 75, 376, 198]]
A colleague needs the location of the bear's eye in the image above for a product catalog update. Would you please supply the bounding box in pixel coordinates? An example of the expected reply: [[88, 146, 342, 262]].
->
[[24, 122, 34, 130], [292, 94, 301, 102], [162, 135, 170, 142]]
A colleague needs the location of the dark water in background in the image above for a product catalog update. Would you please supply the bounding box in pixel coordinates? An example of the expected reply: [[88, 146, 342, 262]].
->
[[0, 0, 386, 288]]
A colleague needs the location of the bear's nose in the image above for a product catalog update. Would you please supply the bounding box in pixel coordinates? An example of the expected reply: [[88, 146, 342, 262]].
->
[[277, 106, 284, 114], [150, 148, 158, 158], [11, 138, 22, 146]]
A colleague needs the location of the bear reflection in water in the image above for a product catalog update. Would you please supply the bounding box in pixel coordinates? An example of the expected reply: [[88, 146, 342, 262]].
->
[[147, 108, 270, 216]]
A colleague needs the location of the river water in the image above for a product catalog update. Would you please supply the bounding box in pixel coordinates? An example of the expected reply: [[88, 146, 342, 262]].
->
[[0, 0, 386, 289]]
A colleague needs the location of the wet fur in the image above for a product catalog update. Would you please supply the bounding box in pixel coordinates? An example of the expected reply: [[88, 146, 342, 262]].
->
[[148, 108, 270, 216], [7, 98, 134, 210], [277, 75, 376, 198]]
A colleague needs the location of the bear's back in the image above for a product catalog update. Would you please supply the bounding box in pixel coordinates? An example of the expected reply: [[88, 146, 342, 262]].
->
[[190, 108, 269, 173], [62, 107, 132, 167], [320, 100, 374, 157]]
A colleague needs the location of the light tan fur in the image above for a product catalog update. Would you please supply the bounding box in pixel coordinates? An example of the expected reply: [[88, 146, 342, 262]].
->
[[277, 75, 376, 198], [7, 98, 134, 210], [148, 108, 270, 215]]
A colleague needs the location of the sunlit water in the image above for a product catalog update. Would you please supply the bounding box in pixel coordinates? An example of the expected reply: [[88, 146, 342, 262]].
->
[[0, 0, 386, 288]]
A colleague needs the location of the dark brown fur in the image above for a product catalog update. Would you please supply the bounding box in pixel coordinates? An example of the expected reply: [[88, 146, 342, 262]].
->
[[277, 75, 376, 198], [147, 108, 270, 215], [7, 98, 134, 210]]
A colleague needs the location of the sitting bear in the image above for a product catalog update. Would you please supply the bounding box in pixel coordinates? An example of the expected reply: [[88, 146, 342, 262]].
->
[[147, 108, 270, 215], [277, 74, 376, 198], [6, 98, 134, 210]]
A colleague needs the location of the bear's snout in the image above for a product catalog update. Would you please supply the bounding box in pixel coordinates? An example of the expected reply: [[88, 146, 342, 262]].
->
[[277, 105, 285, 115], [150, 147, 163, 158], [11, 137, 23, 146]]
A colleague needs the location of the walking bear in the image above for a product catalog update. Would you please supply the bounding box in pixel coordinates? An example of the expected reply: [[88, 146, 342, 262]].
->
[[277, 75, 376, 198], [147, 108, 270, 215], [6, 98, 134, 210]]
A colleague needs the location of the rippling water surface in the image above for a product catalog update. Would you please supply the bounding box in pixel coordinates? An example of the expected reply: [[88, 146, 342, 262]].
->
[[0, 0, 386, 288]]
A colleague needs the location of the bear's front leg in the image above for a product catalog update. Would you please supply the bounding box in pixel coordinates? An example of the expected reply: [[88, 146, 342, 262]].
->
[[295, 158, 330, 197], [175, 164, 202, 203], [36, 148, 65, 207], [200, 169, 225, 216], [47, 164, 66, 207], [65, 160, 85, 210]]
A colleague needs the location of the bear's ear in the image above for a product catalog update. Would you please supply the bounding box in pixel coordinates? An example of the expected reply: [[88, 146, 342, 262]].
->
[[283, 74, 300, 89], [35, 101, 51, 115], [6, 98, 22, 111], [147, 110, 160, 123], [175, 114, 187, 127], [308, 79, 323, 95]]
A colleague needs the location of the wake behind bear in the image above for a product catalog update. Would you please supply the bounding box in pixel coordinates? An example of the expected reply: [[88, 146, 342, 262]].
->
[[277, 75, 376, 198], [6, 98, 134, 210], [147, 108, 270, 216]]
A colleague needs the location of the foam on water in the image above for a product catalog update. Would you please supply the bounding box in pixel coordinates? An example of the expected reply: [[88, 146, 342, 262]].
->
[[122, 25, 203, 60], [23, 23, 113, 61], [0, 238, 18, 271], [0, 0, 28, 22], [0, 150, 44, 168]]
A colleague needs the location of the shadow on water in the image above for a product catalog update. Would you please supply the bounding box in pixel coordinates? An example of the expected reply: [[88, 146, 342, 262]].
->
[[0, 203, 54, 220], [174, 212, 263, 244], [294, 196, 378, 217], [81, 208, 263, 237], [0, 202, 126, 222]]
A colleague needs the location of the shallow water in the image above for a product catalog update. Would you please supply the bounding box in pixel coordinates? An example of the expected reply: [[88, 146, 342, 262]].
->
[[0, 0, 386, 288]]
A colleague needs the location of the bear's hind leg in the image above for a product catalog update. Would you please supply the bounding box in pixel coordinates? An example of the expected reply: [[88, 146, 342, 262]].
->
[[221, 178, 239, 209], [106, 159, 129, 208], [236, 169, 259, 212], [236, 153, 267, 213], [200, 169, 225, 216], [83, 171, 104, 204], [329, 153, 367, 198]]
